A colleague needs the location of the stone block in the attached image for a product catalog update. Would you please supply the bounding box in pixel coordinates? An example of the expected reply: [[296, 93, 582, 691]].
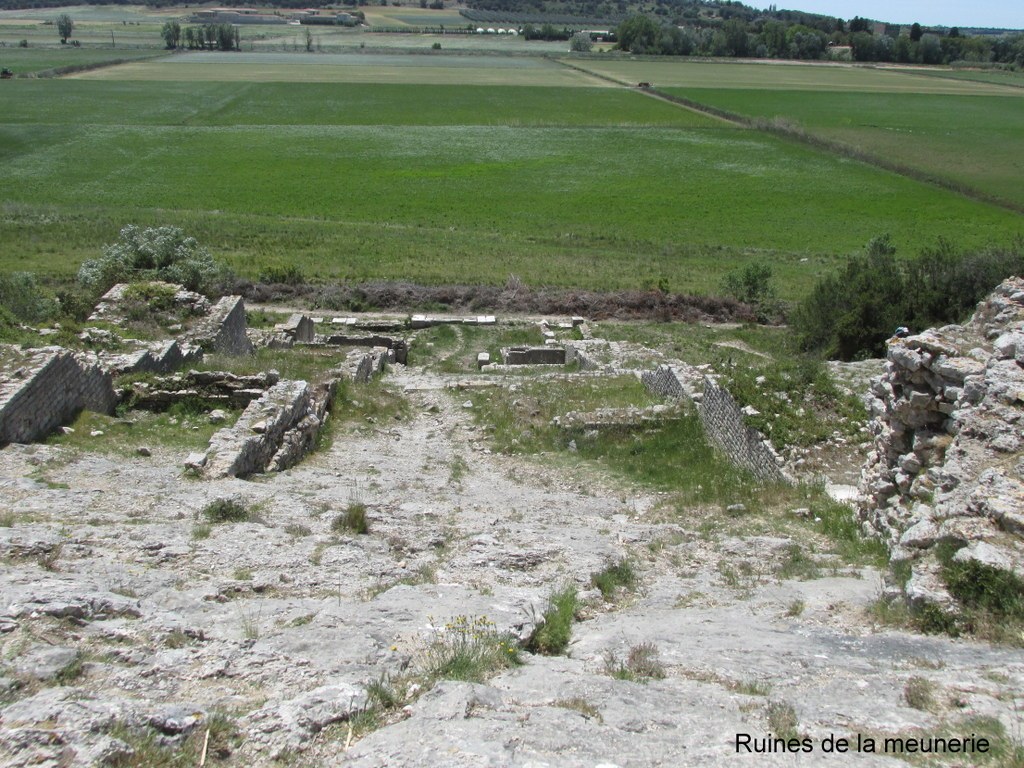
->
[[501, 346, 566, 366], [279, 314, 315, 343], [187, 296, 253, 356]]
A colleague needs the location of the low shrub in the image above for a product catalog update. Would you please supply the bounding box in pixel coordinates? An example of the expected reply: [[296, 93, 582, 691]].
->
[[0, 272, 59, 325], [78, 225, 223, 296], [793, 236, 1024, 361]]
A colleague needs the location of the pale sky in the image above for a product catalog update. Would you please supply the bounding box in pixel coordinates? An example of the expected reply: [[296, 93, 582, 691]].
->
[[761, 1, 1022, 29]]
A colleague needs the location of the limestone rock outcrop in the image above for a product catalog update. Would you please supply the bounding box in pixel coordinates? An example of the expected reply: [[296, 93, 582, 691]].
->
[[859, 277, 1024, 610]]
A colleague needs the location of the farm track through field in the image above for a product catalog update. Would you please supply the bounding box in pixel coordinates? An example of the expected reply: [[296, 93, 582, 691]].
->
[[554, 58, 739, 126], [563, 58, 1024, 217]]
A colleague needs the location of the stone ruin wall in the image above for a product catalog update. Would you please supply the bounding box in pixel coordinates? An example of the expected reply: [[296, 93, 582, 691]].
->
[[0, 348, 117, 445], [196, 379, 326, 479], [698, 377, 788, 484], [641, 364, 692, 401], [190, 347, 389, 479], [100, 340, 204, 377], [859, 277, 1024, 609], [640, 364, 788, 483], [502, 347, 567, 365]]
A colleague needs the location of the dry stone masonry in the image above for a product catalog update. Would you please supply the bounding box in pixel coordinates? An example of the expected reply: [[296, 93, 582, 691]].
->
[[98, 339, 203, 377], [501, 346, 566, 365], [641, 364, 701, 401], [698, 377, 789, 483], [186, 295, 253, 356], [0, 347, 117, 445], [120, 369, 280, 411], [860, 277, 1024, 611], [323, 333, 408, 365], [640, 364, 788, 483], [194, 379, 331, 479]]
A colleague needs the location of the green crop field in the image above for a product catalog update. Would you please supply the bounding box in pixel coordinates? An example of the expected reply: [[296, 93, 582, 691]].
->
[[912, 68, 1024, 89], [0, 81, 713, 127], [0, 46, 160, 74], [1, 48, 1021, 298], [71, 51, 608, 86], [362, 7, 469, 27], [568, 58, 1022, 95], [0, 4, 171, 23], [660, 87, 1024, 209], [2, 73, 1021, 297]]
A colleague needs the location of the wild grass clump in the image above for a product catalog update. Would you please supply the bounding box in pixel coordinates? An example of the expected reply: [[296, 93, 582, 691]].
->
[[875, 543, 1024, 645], [201, 498, 253, 524], [345, 613, 520, 748], [867, 715, 1024, 766], [331, 502, 369, 535], [526, 585, 579, 655], [107, 712, 240, 767], [941, 551, 1024, 621], [554, 697, 603, 722], [591, 560, 637, 600], [605, 642, 666, 683], [808, 497, 889, 568], [775, 544, 820, 581], [903, 676, 937, 711], [765, 701, 800, 741], [418, 615, 521, 683]]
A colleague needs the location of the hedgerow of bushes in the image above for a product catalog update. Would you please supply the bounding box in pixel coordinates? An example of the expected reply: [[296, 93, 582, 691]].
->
[[793, 236, 1024, 361]]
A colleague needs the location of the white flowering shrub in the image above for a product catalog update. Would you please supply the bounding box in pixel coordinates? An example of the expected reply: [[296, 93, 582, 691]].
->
[[78, 225, 221, 294]]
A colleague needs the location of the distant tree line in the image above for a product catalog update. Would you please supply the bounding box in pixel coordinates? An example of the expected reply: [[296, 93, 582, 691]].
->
[[614, 12, 1024, 65], [161, 22, 240, 51]]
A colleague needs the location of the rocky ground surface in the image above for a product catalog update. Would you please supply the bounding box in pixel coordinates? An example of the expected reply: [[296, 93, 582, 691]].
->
[[1, 332, 1022, 767]]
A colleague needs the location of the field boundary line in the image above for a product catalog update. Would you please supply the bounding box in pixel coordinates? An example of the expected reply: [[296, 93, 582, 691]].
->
[[897, 68, 1024, 92], [23, 53, 166, 80], [561, 57, 1024, 216], [554, 58, 738, 125]]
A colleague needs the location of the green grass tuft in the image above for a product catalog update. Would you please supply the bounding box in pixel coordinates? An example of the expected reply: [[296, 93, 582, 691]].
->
[[591, 560, 637, 601], [418, 614, 521, 684], [605, 642, 666, 683], [331, 502, 369, 535], [526, 585, 579, 656], [201, 498, 253, 524]]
